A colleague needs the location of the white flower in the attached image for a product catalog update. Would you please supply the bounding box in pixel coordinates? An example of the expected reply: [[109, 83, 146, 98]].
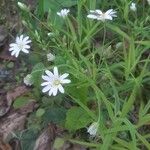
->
[[87, 9, 117, 21], [41, 67, 71, 96], [130, 3, 137, 11], [47, 53, 55, 62], [147, 0, 150, 5], [87, 122, 99, 136], [17, 2, 29, 12], [24, 74, 33, 86], [116, 42, 123, 49], [57, 9, 70, 18], [47, 32, 54, 37], [9, 35, 31, 57]]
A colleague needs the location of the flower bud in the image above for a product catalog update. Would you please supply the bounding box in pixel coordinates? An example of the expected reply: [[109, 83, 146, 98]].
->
[[18, 2, 29, 12], [87, 122, 99, 136]]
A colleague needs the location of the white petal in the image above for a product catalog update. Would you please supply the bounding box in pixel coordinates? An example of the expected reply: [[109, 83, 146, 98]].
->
[[45, 70, 54, 77], [60, 73, 69, 80], [105, 9, 113, 15], [58, 85, 64, 93], [42, 85, 51, 93], [24, 40, 31, 44], [87, 14, 98, 19], [57, 12, 61, 16], [97, 17, 105, 21], [52, 87, 58, 96], [61, 79, 71, 84], [24, 45, 30, 49], [9, 47, 15, 51], [41, 82, 50, 86], [22, 49, 29, 53], [16, 36, 20, 43], [95, 9, 102, 15], [53, 67, 59, 77], [48, 89, 53, 96], [11, 50, 17, 56], [15, 50, 20, 57], [105, 15, 113, 20], [20, 35, 24, 41], [9, 43, 17, 47], [23, 36, 29, 42], [42, 75, 52, 81], [90, 10, 95, 13]]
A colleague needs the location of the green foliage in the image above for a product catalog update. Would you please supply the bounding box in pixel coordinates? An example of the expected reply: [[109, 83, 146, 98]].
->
[[42, 107, 67, 125], [15, 0, 150, 149], [19, 129, 39, 150], [65, 106, 92, 131], [36, 108, 45, 117], [43, 0, 77, 12], [13, 97, 33, 108], [53, 138, 65, 149], [67, 85, 88, 105], [31, 62, 45, 88]]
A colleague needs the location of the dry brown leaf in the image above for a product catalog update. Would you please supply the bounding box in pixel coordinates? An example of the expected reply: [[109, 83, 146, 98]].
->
[[0, 101, 36, 141], [0, 25, 7, 47], [0, 55, 16, 61], [0, 140, 12, 150], [33, 124, 56, 150], [0, 86, 29, 117], [6, 86, 29, 102]]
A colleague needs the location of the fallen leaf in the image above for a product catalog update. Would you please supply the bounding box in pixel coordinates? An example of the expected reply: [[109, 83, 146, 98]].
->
[[0, 55, 16, 61], [0, 86, 29, 117], [7, 86, 29, 102], [0, 25, 7, 47], [0, 140, 12, 150], [33, 124, 56, 150], [0, 101, 36, 141]]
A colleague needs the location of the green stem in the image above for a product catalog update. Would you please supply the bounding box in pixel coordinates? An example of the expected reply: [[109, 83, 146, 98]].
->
[[68, 139, 99, 148], [68, 94, 97, 120]]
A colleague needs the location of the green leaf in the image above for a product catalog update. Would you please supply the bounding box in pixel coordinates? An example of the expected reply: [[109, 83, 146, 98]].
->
[[20, 128, 39, 150], [135, 41, 150, 47], [36, 108, 45, 117], [43, 0, 77, 12], [31, 63, 45, 88], [28, 53, 41, 65], [65, 106, 92, 131], [106, 24, 131, 41], [53, 138, 65, 149], [43, 0, 77, 29], [67, 85, 88, 104], [13, 97, 32, 108], [43, 107, 67, 125]]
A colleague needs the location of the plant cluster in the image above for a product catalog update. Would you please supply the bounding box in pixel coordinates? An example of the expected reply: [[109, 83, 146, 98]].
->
[[8, 0, 150, 149]]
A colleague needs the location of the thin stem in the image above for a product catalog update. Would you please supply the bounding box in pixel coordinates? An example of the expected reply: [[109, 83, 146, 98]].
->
[[68, 139, 99, 148]]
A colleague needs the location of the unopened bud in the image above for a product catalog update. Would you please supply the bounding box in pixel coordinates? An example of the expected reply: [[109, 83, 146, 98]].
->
[[18, 2, 29, 12]]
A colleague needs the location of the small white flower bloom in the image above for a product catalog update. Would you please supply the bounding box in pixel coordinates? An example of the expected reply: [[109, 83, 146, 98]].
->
[[9, 35, 31, 57], [147, 0, 150, 5], [47, 53, 55, 62], [47, 32, 54, 37], [41, 67, 71, 96], [116, 42, 123, 49], [17, 2, 29, 12], [24, 74, 33, 86], [57, 9, 70, 18], [87, 122, 99, 136], [87, 9, 117, 21], [130, 3, 137, 11]]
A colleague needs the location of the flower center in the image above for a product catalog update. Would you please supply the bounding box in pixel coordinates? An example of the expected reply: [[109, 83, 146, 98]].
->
[[101, 13, 106, 18], [53, 79, 60, 86], [18, 43, 24, 50]]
